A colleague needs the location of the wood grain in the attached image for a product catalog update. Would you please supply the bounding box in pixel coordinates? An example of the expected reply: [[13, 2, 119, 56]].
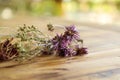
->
[[0, 17, 120, 80]]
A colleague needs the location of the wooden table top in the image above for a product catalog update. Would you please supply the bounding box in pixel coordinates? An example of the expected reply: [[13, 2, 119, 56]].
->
[[0, 17, 120, 80]]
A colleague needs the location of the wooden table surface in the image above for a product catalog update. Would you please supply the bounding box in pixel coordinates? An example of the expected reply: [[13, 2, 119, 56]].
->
[[0, 17, 120, 80]]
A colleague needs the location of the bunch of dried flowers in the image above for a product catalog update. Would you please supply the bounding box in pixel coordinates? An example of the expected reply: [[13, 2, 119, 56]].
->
[[43, 25, 88, 57], [0, 24, 88, 62]]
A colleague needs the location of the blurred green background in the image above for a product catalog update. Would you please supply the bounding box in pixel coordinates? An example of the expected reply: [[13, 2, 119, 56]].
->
[[0, 0, 120, 25]]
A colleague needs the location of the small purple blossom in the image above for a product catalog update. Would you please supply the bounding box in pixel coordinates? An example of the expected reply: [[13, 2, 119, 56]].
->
[[52, 34, 63, 50], [64, 25, 80, 41]]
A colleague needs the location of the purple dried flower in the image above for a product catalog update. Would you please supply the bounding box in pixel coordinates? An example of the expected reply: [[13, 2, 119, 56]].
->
[[50, 25, 88, 57], [58, 47, 75, 57], [75, 45, 88, 56], [52, 34, 62, 50], [64, 25, 80, 41]]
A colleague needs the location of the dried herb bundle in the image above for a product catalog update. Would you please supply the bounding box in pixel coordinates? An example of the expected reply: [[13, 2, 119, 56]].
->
[[0, 38, 19, 61], [0, 24, 88, 62], [15, 24, 48, 60]]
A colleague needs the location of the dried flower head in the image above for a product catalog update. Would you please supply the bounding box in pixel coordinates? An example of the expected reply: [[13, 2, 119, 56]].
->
[[58, 47, 76, 57], [52, 34, 63, 50], [64, 25, 80, 41], [75, 45, 88, 56], [0, 38, 19, 61], [47, 24, 54, 31]]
